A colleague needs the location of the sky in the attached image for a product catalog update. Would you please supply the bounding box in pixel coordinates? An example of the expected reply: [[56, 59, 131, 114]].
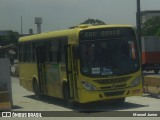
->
[[0, 0, 160, 34]]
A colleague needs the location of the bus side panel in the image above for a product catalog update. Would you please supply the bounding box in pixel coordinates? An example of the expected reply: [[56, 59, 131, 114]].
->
[[19, 63, 38, 91]]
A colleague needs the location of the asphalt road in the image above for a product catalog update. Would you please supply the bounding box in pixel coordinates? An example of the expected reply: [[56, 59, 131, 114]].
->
[[2, 76, 160, 120]]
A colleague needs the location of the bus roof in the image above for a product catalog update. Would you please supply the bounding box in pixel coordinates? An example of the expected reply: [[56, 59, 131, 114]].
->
[[19, 28, 78, 42], [19, 24, 134, 43]]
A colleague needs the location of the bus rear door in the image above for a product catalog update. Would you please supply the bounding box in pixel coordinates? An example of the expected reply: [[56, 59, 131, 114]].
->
[[36, 46, 47, 94]]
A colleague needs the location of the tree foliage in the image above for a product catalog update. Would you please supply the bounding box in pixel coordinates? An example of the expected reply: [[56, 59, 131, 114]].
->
[[155, 27, 160, 36], [80, 18, 106, 25], [142, 16, 160, 36], [0, 31, 19, 46]]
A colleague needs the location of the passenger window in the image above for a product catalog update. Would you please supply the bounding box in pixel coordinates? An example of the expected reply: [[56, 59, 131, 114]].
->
[[60, 39, 68, 63], [50, 40, 58, 62]]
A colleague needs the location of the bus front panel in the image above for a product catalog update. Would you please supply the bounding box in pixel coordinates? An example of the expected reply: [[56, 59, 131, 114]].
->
[[76, 27, 142, 103]]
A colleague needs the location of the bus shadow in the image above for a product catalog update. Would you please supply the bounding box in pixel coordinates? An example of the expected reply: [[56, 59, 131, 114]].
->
[[74, 101, 148, 113], [24, 95, 148, 112], [24, 95, 67, 107]]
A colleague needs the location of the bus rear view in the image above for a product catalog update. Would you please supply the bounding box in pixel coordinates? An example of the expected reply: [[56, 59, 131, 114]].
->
[[77, 25, 142, 103]]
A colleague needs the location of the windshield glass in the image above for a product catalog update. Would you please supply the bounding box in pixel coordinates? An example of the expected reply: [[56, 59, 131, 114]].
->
[[79, 28, 140, 77]]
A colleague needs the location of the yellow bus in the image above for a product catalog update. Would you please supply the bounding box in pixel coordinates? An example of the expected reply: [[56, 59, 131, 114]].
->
[[18, 24, 142, 105]]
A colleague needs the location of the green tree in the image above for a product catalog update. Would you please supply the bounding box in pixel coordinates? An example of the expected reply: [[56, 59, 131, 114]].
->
[[0, 31, 19, 46], [142, 16, 160, 36], [156, 28, 160, 36], [80, 18, 106, 25]]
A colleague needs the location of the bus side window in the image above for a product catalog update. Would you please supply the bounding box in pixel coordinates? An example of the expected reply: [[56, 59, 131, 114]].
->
[[19, 44, 22, 62], [61, 39, 67, 63], [33, 42, 37, 62], [45, 41, 51, 62], [20, 43, 25, 62], [50, 40, 58, 62], [24, 43, 27, 62], [32, 42, 35, 62], [57, 40, 61, 62], [26, 43, 32, 63]]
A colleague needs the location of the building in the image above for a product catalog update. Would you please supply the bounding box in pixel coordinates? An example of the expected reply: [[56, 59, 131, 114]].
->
[[141, 10, 160, 24]]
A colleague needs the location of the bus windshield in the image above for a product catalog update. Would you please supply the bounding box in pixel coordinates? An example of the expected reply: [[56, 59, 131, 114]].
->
[[79, 28, 140, 77]]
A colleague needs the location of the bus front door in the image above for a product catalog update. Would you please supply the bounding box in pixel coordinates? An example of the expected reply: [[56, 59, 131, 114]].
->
[[36, 47, 47, 94], [65, 45, 78, 101]]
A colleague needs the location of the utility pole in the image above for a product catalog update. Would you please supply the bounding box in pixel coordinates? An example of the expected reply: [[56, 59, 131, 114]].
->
[[136, 0, 141, 50], [136, 0, 143, 75], [21, 16, 23, 35]]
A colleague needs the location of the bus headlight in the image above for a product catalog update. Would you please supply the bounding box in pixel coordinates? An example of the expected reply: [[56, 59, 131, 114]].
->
[[81, 81, 97, 91], [130, 76, 142, 87]]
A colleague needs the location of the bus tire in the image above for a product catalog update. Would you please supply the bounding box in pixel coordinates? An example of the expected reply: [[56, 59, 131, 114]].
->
[[33, 79, 41, 99]]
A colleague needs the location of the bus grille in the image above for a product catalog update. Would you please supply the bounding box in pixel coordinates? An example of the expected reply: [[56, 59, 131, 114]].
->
[[100, 84, 126, 90], [94, 76, 131, 84], [104, 91, 125, 96]]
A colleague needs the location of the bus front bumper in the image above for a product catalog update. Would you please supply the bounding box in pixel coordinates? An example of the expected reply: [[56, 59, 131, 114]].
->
[[78, 85, 142, 103]]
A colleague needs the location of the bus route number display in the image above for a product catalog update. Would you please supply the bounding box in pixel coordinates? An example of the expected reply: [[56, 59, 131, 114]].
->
[[80, 29, 122, 40], [84, 30, 121, 38]]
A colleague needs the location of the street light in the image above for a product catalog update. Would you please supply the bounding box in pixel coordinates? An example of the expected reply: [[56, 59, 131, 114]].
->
[[136, 0, 141, 50]]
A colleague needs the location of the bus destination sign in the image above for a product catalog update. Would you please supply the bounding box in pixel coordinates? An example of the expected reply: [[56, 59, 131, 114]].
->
[[79, 28, 135, 40], [84, 30, 121, 38]]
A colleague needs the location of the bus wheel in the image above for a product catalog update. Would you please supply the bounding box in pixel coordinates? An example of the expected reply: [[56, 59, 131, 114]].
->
[[33, 80, 41, 99]]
